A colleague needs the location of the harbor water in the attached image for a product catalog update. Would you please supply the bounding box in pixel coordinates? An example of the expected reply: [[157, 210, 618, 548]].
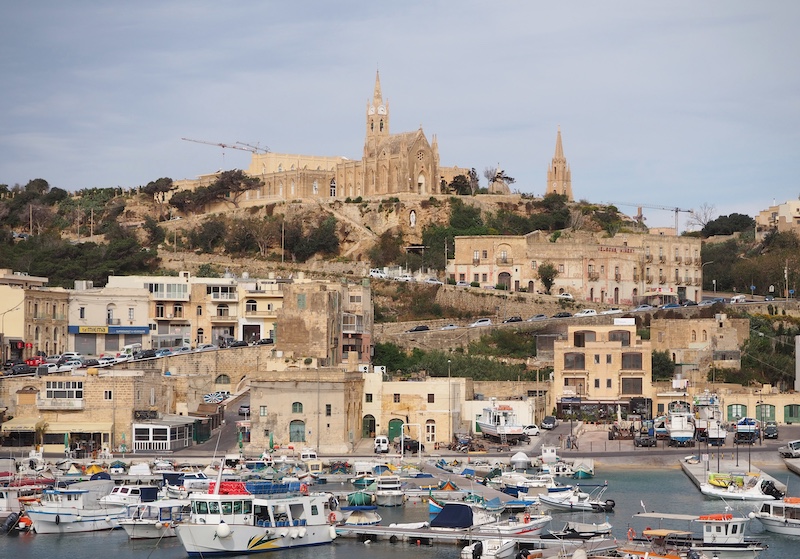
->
[[2, 467, 798, 558]]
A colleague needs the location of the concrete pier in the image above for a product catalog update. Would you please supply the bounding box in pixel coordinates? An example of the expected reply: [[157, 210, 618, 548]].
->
[[784, 457, 800, 477], [680, 450, 787, 493]]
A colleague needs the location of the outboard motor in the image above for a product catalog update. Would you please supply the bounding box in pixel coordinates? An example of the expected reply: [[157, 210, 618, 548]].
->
[[761, 480, 785, 500], [604, 499, 616, 511], [472, 541, 483, 559]]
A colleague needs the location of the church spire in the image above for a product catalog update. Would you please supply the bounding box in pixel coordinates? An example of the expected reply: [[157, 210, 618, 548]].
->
[[365, 71, 389, 157], [546, 126, 573, 201], [373, 70, 383, 105]]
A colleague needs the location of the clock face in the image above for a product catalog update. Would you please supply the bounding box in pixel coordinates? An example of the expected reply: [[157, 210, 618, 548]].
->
[[368, 106, 375, 115], [378, 105, 386, 115]]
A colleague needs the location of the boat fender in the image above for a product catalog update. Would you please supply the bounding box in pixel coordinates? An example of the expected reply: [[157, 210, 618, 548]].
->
[[2, 512, 19, 533], [390, 535, 398, 543], [216, 522, 231, 538], [55, 515, 60, 525], [155, 522, 164, 529], [329, 526, 338, 540], [627, 527, 636, 541], [523, 513, 530, 523], [297, 527, 306, 538], [516, 550, 530, 559], [328, 512, 337, 524], [300, 483, 309, 495]]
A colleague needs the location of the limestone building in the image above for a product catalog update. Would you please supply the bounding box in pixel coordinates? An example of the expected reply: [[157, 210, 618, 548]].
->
[[448, 230, 703, 306], [552, 319, 654, 419], [756, 199, 800, 238], [545, 128, 573, 201], [174, 72, 469, 206]]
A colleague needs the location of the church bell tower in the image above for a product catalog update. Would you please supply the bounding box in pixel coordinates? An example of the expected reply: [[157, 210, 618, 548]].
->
[[546, 127, 573, 201], [365, 71, 389, 158]]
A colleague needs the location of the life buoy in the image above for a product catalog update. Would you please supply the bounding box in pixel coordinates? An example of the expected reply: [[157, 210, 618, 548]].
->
[[523, 513, 531, 523], [300, 483, 309, 495], [627, 527, 636, 541], [328, 512, 337, 524]]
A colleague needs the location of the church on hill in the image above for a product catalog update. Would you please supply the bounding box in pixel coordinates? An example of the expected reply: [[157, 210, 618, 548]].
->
[[237, 72, 469, 201]]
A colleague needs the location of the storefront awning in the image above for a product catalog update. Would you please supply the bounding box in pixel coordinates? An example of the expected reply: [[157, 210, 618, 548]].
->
[[47, 421, 114, 434], [1, 417, 46, 433]]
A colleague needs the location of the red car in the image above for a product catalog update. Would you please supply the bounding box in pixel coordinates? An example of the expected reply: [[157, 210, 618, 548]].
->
[[25, 356, 46, 367]]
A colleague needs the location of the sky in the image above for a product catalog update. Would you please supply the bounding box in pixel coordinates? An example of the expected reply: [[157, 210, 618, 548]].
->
[[2, 1, 799, 230]]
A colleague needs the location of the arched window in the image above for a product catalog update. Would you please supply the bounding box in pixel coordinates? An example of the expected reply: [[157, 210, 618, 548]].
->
[[289, 420, 306, 442], [246, 300, 257, 313], [292, 402, 303, 413], [197, 328, 204, 344], [691, 330, 697, 342], [196, 305, 202, 316], [215, 374, 231, 384], [425, 419, 436, 443], [702, 330, 708, 342]]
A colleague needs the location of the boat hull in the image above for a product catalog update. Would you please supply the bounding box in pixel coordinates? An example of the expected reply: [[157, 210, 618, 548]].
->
[[27, 506, 128, 534], [375, 491, 404, 507], [176, 523, 335, 557], [755, 514, 800, 535], [700, 483, 777, 501], [120, 519, 177, 539]]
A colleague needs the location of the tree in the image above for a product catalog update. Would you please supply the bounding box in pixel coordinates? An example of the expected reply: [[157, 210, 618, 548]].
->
[[142, 216, 166, 246], [368, 229, 405, 267], [537, 262, 558, 294], [141, 177, 175, 219], [687, 203, 715, 231], [449, 175, 472, 196], [208, 170, 263, 208], [24, 178, 50, 195], [468, 168, 480, 195], [701, 213, 755, 237], [652, 350, 675, 381]]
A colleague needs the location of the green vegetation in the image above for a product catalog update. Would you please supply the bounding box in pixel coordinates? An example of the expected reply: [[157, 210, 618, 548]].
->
[[468, 329, 537, 359], [536, 262, 558, 294]]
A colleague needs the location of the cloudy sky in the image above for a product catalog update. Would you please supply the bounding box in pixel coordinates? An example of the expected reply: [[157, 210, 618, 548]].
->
[[2, 2, 798, 229]]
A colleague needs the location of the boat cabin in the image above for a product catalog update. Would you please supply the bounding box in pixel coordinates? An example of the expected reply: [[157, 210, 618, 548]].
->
[[759, 499, 800, 522], [695, 514, 748, 544]]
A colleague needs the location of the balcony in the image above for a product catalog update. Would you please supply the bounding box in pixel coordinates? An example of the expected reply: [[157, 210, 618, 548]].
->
[[614, 273, 621, 282], [675, 277, 682, 285], [107, 318, 121, 325], [210, 313, 239, 322], [645, 275, 653, 284], [695, 278, 703, 286], [33, 313, 68, 321], [684, 277, 692, 285], [695, 258, 703, 265], [633, 273, 640, 282], [210, 292, 237, 300], [472, 258, 481, 266], [674, 256, 682, 264], [588, 272, 599, 281], [495, 257, 513, 266], [37, 397, 85, 410], [645, 255, 653, 263], [659, 255, 666, 263], [659, 275, 667, 284], [244, 310, 277, 318]]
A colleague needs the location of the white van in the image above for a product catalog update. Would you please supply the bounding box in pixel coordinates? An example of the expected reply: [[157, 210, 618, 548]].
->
[[374, 436, 390, 454], [730, 295, 746, 304]]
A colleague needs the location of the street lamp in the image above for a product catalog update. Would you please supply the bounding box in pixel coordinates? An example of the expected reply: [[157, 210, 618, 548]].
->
[[701, 261, 714, 300], [735, 415, 740, 467], [447, 359, 452, 444]]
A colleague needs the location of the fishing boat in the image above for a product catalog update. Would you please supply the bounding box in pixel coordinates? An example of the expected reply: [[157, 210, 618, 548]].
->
[[572, 458, 595, 479], [461, 538, 517, 559], [430, 501, 500, 530], [119, 498, 190, 539], [476, 399, 525, 444], [694, 392, 727, 446], [626, 512, 765, 559], [700, 475, 784, 501], [734, 417, 760, 445], [99, 484, 160, 509], [666, 400, 696, 446], [752, 496, 800, 535], [347, 489, 374, 506], [374, 474, 404, 507], [340, 505, 382, 526], [174, 480, 338, 557], [538, 484, 615, 513], [25, 479, 129, 534]]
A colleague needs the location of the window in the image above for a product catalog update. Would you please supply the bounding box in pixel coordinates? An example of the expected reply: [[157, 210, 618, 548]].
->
[[259, 406, 267, 416], [606, 354, 612, 364], [621, 378, 643, 394], [482, 274, 487, 282], [594, 379, 600, 389], [393, 393, 400, 403], [658, 332, 664, 342], [608, 330, 631, 347], [531, 261, 537, 269], [558, 264, 565, 273], [174, 303, 183, 318], [473, 250, 480, 261], [564, 352, 586, 370], [46, 381, 84, 399], [79, 307, 85, 319], [104, 390, 113, 400], [246, 300, 257, 313], [297, 294, 306, 309], [473, 274, 479, 282], [197, 305, 203, 316], [606, 378, 612, 388], [349, 294, 362, 303], [216, 304, 230, 317], [215, 374, 230, 384], [428, 394, 435, 403], [622, 352, 643, 369], [156, 303, 165, 318], [702, 330, 708, 341], [691, 330, 697, 342], [594, 354, 600, 364], [292, 402, 303, 413], [365, 393, 373, 403], [128, 308, 135, 321], [325, 404, 331, 416], [482, 250, 488, 259]]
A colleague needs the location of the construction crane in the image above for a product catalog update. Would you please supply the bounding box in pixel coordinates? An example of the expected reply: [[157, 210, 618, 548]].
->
[[181, 138, 269, 165], [607, 201, 694, 232]]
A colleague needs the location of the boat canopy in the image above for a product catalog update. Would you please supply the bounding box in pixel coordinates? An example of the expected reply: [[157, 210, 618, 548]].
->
[[430, 503, 475, 529], [643, 529, 693, 537], [635, 512, 698, 521]]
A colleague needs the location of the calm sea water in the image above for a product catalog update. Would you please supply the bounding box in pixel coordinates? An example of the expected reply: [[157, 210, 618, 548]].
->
[[3, 468, 799, 558]]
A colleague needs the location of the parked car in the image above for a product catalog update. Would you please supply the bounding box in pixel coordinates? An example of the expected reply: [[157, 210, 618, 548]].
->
[[634, 435, 657, 447], [631, 304, 655, 312], [573, 309, 597, 317], [254, 338, 275, 345], [523, 425, 541, 437], [527, 314, 548, 321], [134, 349, 157, 360], [238, 404, 250, 416], [369, 268, 388, 279], [697, 299, 716, 307], [5, 364, 34, 376], [60, 352, 84, 361], [62, 359, 83, 368], [764, 421, 779, 439], [600, 308, 623, 315], [395, 274, 416, 282], [424, 278, 444, 285], [154, 348, 173, 357], [82, 358, 100, 368], [4, 359, 23, 369], [227, 340, 248, 348], [541, 416, 558, 430], [172, 346, 193, 354], [455, 281, 470, 287], [45, 354, 63, 363], [98, 356, 116, 366], [681, 300, 698, 307], [401, 438, 425, 453], [659, 303, 681, 310], [764, 295, 775, 302], [551, 311, 572, 319], [555, 293, 574, 300], [440, 324, 459, 330], [406, 325, 430, 333], [502, 316, 523, 323], [25, 356, 47, 367], [469, 318, 492, 327], [195, 344, 219, 352]]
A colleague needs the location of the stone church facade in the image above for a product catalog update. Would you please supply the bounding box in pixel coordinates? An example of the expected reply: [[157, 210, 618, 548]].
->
[[175, 73, 469, 203]]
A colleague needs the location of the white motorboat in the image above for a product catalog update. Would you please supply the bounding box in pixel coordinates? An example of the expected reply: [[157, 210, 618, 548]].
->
[[461, 538, 517, 559], [174, 480, 338, 557], [25, 479, 129, 534], [486, 510, 552, 535], [374, 474, 404, 507], [666, 400, 695, 446], [539, 484, 615, 513], [700, 476, 783, 501], [626, 512, 765, 559], [430, 501, 500, 531], [100, 484, 160, 509], [476, 399, 525, 444], [119, 498, 190, 539], [694, 391, 727, 446], [752, 496, 800, 535], [340, 505, 382, 526]]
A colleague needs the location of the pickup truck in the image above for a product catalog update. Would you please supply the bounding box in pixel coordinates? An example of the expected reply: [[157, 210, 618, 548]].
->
[[778, 439, 800, 458]]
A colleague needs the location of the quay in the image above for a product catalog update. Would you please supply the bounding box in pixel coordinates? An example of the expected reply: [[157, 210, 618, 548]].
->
[[785, 458, 800, 477], [680, 450, 787, 493]]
